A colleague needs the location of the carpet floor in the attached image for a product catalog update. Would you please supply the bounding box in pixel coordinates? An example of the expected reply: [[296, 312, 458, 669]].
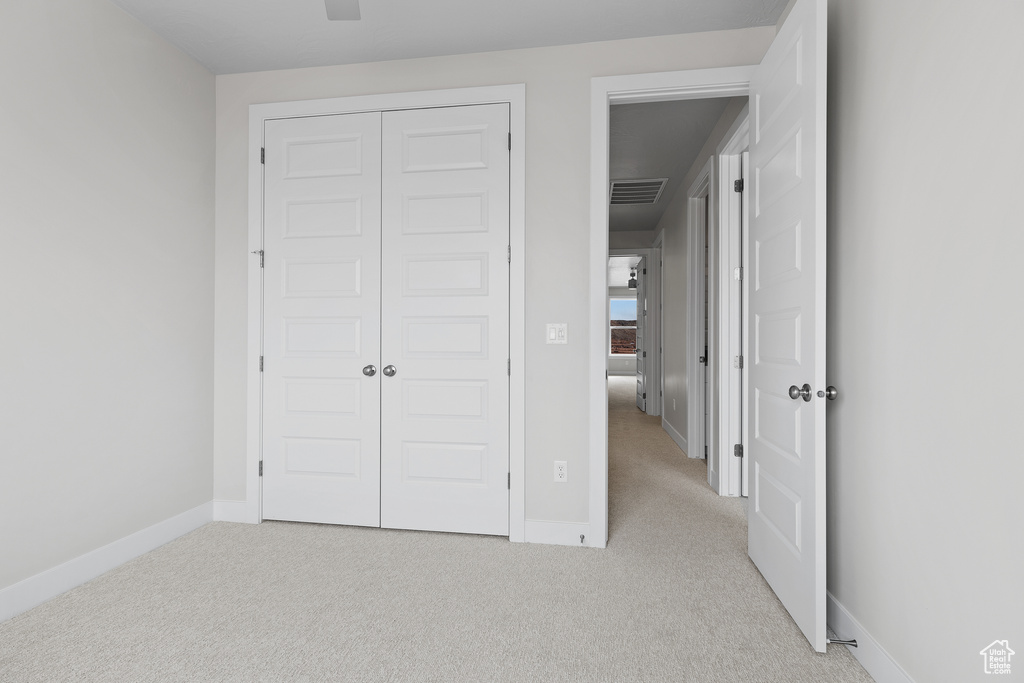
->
[[0, 377, 872, 682]]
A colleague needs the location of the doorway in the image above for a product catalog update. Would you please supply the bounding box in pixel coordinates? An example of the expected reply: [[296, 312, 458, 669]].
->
[[607, 250, 662, 418], [589, 0, 830, 651]]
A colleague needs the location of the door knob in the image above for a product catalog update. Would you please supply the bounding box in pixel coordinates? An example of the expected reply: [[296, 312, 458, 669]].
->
[[382, 365, 397, 377], [362, 365, 376, 377], [817, 386, 838, 401], [788, 383, 812, 402]]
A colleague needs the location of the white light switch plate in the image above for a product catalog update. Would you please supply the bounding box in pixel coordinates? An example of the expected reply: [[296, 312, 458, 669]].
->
[[546, 323, 568, 344]]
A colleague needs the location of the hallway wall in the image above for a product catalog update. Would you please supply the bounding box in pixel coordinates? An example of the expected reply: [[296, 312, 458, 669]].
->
[[653, 99, 748, 454]]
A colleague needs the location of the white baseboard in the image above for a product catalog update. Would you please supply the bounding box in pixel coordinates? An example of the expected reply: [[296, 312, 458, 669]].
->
[[827, 591, 914, 683], [524, 520, 595, 547], [213, 499, 253, 523], [0, 502, 212, 624], [662, 418, 688, 455]]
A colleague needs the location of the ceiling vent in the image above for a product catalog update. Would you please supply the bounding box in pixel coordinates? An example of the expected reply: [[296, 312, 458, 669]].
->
[[325, 0, 361, 20], [609, 178, 668, 205]]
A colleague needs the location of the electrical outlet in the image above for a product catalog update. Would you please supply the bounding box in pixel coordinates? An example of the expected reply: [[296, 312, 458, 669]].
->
[[554, 460, 567, 482]]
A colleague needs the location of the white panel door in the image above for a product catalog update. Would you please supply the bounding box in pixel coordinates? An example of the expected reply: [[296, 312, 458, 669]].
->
[[261, 112, 383, 527], [380, 104, 510, 535], [635, 257, 646, 411], [747, 0, 828, 652]]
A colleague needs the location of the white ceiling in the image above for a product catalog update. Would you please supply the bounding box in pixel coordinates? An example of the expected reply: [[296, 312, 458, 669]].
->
[[610, 97, 742, 232], [107, 0, 786, 75], [608, 256, 643, 289]]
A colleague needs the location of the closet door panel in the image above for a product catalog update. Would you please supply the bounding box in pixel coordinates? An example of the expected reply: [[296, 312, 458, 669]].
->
[[261, 112, 383, 526], [380, 104, 511, 535]]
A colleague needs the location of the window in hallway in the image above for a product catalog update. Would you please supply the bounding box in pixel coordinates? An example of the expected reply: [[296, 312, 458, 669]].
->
[[609, 297, 637, 355]]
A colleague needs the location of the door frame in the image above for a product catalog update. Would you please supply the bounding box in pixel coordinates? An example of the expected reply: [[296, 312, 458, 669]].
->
[[686, 159, 714, 471], [649, 230, 665, 418], [715, 108, 751, 497], [590, 67, 755, 547], [245, 85, 527, 541]]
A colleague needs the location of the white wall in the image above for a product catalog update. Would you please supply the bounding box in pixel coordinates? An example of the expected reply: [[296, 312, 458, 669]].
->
[[213, 29, 775, 523], [0, 1, 215, 590], [655, 99, 748, 455], [827, 0, 1024, 680], [609, 231, 656, 250]]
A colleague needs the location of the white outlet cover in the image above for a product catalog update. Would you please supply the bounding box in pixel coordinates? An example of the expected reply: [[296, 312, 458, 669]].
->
[[546, 323, 568, 344], [554, 460, 567, 482]]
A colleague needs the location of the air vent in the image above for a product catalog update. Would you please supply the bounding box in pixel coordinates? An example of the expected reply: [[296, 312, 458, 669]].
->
[[325, 0, 361, 20], [609, 178, 668, 205]]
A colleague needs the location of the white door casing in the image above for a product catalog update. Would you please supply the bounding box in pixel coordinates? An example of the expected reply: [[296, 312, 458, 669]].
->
[[635, 256, 646, 411], [379, 104, 511, 535], [686, 165, 713, 467], [712, 109, 750, 498], [261, 112, 383, 526], [746, 0, 828, 653]]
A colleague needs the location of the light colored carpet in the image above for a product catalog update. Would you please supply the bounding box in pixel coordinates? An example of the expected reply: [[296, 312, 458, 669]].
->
[[0, 378, 872, 682]]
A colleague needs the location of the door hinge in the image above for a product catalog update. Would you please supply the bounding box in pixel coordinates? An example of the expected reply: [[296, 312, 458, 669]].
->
[[259, 356, 264, 372], [734, 444, 744, 458], [259, 460, 263, 476], [261, 147, 265, 165], [508, 132, 511, 151], [643, 392, 647, 399], [251, 249, 264, 268], [508, 472, 511, 489], [507, 245, 511, 263], [739, 355, 744, 369], [507, 358, 511, 376], [734, 178, 744, 193], [735, 267, 743, 281], [704, 445, 708, 458], [643, 351, 647, 357]]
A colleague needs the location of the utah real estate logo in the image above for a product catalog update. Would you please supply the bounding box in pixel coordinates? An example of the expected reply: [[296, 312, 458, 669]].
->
[[980, 640, 1014, 675]]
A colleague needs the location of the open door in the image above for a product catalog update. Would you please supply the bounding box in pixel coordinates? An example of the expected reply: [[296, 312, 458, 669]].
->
[[747, 0, 828, 652], [635, 256, 647, 411]]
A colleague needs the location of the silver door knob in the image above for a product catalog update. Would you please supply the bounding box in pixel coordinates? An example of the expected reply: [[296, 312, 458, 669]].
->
[[819, 386, 838, 401], [382, 365, 397, 377], [362, 365, 376, 377], [788, 383, 812, 402]]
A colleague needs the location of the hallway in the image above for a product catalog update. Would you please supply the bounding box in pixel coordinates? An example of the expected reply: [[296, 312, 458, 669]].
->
[[604, 375, 870, 680]]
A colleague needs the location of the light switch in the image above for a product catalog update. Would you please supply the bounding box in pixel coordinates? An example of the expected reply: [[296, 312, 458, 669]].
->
[[546, 323, 567, 344]]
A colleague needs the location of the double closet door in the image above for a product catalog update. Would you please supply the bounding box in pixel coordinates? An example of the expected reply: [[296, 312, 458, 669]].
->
[[260, 104, 510, 536]]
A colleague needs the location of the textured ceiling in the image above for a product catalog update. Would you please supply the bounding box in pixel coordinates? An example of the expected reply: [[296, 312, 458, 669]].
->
[[107, 0, 786, 75], [609, 97, 743, 233]]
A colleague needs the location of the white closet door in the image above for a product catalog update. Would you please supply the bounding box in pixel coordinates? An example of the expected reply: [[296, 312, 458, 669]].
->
[[261, 112, 383, 527], [380, 104, 510, 535]]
